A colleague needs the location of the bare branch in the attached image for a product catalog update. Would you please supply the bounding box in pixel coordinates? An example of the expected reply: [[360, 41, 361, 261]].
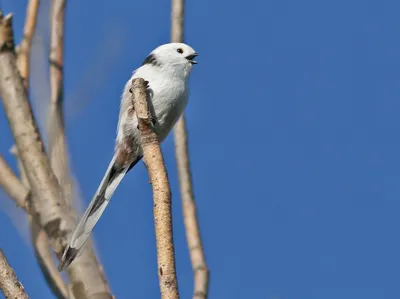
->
[[170, 0, 184, 43], [10, 149, 68, 299], [12, 5, 69, 296], [30, 220, 68, 298], [12, 137, 68, 299], [48, 0, 72, 204], [173, 118, 209, 299], [0, 154, 31, 212], [47, 3, 113, 297], [131, 78, 180, 299], [16, 0, 40, 90], [171, 0, 209, 298], [0, 249, 29, 299], [0, 9, 73, 256], [0, 12, 112, 299]]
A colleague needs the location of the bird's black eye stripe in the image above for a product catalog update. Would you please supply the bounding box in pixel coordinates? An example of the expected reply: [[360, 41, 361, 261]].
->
[[177, 48, 184, 54], [142, 54, 161, 67]]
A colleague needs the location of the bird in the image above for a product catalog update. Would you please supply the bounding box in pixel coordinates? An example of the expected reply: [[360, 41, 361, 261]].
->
[[58, 42, 199, 271]]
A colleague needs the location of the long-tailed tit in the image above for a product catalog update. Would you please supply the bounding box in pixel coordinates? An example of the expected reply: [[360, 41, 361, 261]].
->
[[59, 42, 198, 271]]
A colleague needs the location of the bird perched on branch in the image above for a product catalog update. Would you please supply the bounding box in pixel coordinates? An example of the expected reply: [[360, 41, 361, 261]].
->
[[59, 42, 198, 271]]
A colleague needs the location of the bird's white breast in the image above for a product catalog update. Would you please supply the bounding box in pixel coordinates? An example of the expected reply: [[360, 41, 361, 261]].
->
[[134, 67, 188, 140], [116, 64, 189, 152], [133, 66, 188, 140]]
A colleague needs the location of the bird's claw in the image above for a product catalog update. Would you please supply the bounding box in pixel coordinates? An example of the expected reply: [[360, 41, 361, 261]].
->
[[137, 117, 156, 130]]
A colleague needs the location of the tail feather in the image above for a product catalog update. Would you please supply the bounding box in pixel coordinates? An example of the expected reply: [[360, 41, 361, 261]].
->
[[58, 155, 139, 271]]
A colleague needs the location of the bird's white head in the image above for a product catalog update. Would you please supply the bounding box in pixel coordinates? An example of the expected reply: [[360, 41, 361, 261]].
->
[[142, 42, 198, 78]]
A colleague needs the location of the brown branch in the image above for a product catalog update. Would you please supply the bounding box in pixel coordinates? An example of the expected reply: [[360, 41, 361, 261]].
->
[[170, 0, 184, 43], [0, 249, 29, 299], [8, 148, 68, 299], [170, 0, 209, 298], [16, 0, 40, 90], [30, 222, 68, 298], [0, 10, 70, 254], [0, 154, 31, 212], [12, 2, 69, 292], [173, 118, 209, 299], [48, 0, 72, 204], [12, 3, 69, 296], [47, 3, 113, 298], [0, 12, 112, 299], [131, 78, 180, 299]]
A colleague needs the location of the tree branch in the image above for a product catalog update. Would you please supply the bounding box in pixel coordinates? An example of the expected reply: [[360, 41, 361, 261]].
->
[[16, 0, 40, 90], [170, 0, 184, 43], [30, 222, 69, 298], [173, 118, 209, 299], [0, 154, 31, 213], [0, 249, 29, 299], [47, 3, 113, 297], [0, 11, 112, 299], [8, 147, 68, 299], [12, 3, 70, 296], [170, 0, 209, 298], [48, 0, 72, 204], [0, 10, 71, 254], [131, 78, 180, 299]]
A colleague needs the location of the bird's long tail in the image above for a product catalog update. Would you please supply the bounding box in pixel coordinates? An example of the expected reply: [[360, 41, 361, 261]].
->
[[58, 154, 139, 271]]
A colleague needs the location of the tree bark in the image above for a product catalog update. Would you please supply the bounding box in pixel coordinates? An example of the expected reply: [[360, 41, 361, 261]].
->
[[0, 249, 29, 299], [131, 78, 180, 299], [170, 0, 210, 297], [0, 11, 112, 299]]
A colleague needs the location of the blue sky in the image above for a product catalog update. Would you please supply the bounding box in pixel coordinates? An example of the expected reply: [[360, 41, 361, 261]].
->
[[1, 0, 400, 298]]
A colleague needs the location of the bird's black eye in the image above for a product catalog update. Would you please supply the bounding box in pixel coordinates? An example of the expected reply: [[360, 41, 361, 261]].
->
[[177, 48, 184, 54]]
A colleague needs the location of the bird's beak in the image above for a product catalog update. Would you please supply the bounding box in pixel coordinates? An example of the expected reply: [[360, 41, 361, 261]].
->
[[186, 53, 199, 64]]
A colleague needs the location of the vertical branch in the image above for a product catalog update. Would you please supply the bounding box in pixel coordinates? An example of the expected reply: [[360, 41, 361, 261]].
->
[[16, 0, 40, 90], [170, 0, 184, 43], [9, 148, 68, 299], [47, 3, 114, 298], [48, 0, 72, 203], [0, 249, 29, 299], [0, 153, 67, 297], [30, 226, 68, 298], [131, 78, 180, 299], [170, 0, 209, 298], [0, 12, 67, 251], [173, 121, 209, 299], [13, 3, 69, 297], [0, 12, 113, 299]]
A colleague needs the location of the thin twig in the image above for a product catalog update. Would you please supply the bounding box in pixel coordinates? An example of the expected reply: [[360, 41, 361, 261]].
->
[[13, 3, 69, 296], [16, 0, 40, 90], [47, 3, 113, 297], [170, 0, 209, 298], [0, 154, 31, 212], [170, 0, 184, 43], [8, 148, 68, 299], [0, 12, 112, 299], [131, 78, 180, 299], [0, 249, 29, 299], [173, 118, 209, 299], [30, 222, 68, 298], [48, 0, 72, 204], [0, 9, 73, 258]]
